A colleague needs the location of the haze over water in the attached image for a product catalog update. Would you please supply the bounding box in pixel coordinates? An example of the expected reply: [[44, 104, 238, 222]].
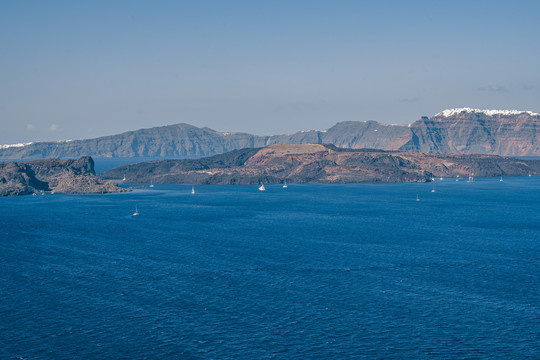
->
[[1, 178, 538, 359]]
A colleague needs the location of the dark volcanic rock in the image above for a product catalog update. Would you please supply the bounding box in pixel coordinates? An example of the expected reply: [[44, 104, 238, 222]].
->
[[103, 144, 540, 185], [0, 157, 127, 196]]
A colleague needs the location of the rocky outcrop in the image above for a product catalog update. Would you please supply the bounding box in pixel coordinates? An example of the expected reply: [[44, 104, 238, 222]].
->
[[0, 157, 127, 196], [102, 144, 540, 185], [2, 108, 540, 159]]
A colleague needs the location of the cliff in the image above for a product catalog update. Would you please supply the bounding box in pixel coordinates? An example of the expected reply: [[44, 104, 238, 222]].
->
[[0, 124, 271, 159], [0, 157, 127, 196], [102, 144, 540, 185], [401, 108, 540, 156], [2, 108, 539, 159]]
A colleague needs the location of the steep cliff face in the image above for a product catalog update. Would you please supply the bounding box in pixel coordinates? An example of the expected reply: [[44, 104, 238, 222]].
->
[[400, 108, 540, 155], [0, 157, 127, 196], [2, 108, 540, 158], [102, 144, 540, 185], [0, 124, 271, 159], [0, 122, 410, 159]]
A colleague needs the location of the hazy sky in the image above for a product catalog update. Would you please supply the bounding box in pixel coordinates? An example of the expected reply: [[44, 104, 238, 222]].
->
[[1, 0, 540, 144]]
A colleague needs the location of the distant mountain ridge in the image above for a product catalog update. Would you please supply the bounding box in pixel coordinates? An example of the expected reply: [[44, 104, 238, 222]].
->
[[1, 107, 539, 159]]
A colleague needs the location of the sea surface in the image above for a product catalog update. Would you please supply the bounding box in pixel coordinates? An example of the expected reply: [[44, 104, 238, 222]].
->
[[1, 178, 539, 359]]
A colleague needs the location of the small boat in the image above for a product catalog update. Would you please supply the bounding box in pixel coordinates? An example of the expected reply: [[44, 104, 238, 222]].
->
[[416, 194, 420, 202], [191, 186, 195, 194], [431, 182, 435, 193], [122, 174, 127, 182], [456, 175, 459, 182], [439, 177, 443, 180], [283, 181, 288, 188], [529, 172, 532, 177], [259, 184, 266, 191], [149, 180, 154, 188], [499, 176, 503, 182], [132, 206, 139, 216], [467, 174, 475, 183]]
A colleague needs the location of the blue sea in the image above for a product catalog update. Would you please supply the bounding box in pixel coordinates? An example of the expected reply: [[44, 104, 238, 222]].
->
[[1, 178, 539, 359]]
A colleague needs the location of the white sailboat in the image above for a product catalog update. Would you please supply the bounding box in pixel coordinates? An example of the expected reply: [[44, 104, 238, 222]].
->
[[467, 174, 475, 183], [149, 180, 154, 188], [191, 186, 195, 194], [132, 205, 139, 216], [499, 176, 503, 182], [122, 174, 127, 182], [528, 172, 532, 177], [259, 184, 266, 191], [431, 182, 435, 193], [283, 181, 288, 188], [416, 194, 420, 202]]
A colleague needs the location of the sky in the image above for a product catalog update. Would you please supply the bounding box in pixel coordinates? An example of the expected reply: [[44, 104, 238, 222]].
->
[[1, 0, 540, 144]]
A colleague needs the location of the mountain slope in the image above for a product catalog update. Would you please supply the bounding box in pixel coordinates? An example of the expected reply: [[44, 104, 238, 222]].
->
[[2, 108, 539, 159], [0, 124, 271, 159]]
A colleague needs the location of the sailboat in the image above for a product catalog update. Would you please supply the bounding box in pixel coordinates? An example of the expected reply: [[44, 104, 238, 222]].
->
[[416, 194, 420, 202], [283, 181, 288, 188], [259, 184, 266, 191], [499, 176, 503, 182], [456, 175, 459, 182], [431, 182, 435, 193], [191, 186, 195, 194], [122, 174, 127, 182], [132, 205, 139, 216], [467, 174, 475, 183], [149, 180, 154, 188], [529, 172, 532, 177]]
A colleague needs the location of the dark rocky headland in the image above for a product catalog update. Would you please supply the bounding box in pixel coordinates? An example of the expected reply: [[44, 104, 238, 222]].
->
[[0, 157, 127, 196], [103, 144, 540, 185]]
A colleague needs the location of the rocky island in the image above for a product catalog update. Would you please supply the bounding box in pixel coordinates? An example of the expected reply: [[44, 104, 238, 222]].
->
[[0, 157, 127, 196], [102, 144, 540, 185]]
